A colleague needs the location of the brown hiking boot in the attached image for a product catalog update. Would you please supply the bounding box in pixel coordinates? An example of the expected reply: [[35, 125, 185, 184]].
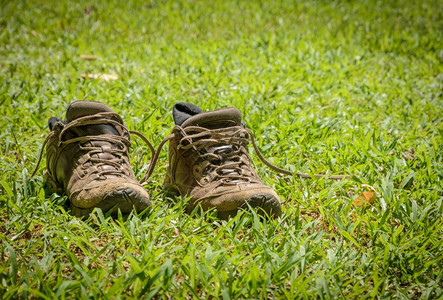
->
[[32, 100, 151, 217], [163, 103, 282, 219]]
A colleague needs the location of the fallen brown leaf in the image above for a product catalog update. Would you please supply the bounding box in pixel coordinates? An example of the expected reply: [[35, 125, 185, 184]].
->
[[353, 190, 377, 207], [80, 73, 118, 81], [80, 54, 96, 60], [402, 147, 415, 161], [173, 226, 180, 237]]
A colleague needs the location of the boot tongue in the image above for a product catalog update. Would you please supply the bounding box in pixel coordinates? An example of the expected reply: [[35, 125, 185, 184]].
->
[[66, 100, 115, 122], [65, 101, 120, 136], [181, 107, 242, 129]]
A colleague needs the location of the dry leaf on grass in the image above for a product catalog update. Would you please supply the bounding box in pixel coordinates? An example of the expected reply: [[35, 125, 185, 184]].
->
[[353, 185, 377, 207], [402, 147, 415, 161], [80, 73, 118, 81], [173, 226, 180, 237], [80, 54, 97, 60]]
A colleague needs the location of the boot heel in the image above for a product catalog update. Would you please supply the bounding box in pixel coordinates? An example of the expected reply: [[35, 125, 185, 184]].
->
[[43, 171, 63, 195]]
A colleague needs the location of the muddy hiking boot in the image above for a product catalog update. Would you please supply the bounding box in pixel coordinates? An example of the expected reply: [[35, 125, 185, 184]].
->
[[169, 104, 283, 219], [32, 101, 151, 217], [143, 103, 282, 219]]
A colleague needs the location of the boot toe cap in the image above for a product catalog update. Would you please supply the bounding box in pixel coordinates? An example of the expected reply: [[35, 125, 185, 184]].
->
[[70, 183, 151, 217]]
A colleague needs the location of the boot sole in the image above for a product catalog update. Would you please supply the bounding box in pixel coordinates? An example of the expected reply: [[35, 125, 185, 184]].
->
[[165, 182, 282, 220]]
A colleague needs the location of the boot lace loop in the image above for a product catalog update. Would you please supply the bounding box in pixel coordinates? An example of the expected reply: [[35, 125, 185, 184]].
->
[[177, 126, 256, 184]]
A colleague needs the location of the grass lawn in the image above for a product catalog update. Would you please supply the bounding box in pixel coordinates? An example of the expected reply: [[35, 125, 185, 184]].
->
[[1, 0, 442, 298]]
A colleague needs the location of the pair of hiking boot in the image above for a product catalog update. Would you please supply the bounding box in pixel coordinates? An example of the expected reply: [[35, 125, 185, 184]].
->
[[32, 101, 283, 219]]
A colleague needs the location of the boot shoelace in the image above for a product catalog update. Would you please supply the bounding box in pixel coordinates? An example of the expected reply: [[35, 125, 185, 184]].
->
[[139, 125, 350, 184], [32, 118, 349, 183], [176, 126, 260, 185], [31, 112, 155, 181]]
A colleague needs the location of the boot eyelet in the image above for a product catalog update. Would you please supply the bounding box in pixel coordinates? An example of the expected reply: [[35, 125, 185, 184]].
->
[[200, 177, 209, 185], [193, 166, 202, 175]]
